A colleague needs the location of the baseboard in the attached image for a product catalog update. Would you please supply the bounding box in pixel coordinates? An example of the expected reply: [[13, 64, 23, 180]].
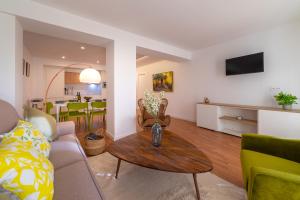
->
[[171, 116, 196, 124]]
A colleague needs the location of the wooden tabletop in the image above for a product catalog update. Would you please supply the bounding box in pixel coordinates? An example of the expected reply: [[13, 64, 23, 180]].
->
[[107, 130, 213, 174]]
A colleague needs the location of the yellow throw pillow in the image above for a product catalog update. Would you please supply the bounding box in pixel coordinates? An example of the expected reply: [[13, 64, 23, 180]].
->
[[0, 141, 54, 200], [2, 120, 51, 158]]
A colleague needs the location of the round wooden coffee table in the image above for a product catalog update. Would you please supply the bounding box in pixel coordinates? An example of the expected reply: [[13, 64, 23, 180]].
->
[[107, 130, 213, 200]]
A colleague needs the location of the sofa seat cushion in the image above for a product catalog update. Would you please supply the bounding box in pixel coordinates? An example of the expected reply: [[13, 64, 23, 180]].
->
[[54, 161, 103, 200], [241, 150, 300, 189], [49, 134, 84, 169]]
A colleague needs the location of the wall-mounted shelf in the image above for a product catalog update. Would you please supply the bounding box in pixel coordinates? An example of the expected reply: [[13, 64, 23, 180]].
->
[[219, 116, 257, 126]]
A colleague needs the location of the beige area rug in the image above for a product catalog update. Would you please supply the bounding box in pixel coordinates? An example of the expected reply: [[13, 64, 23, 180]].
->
[[87, 153, 246, 200]]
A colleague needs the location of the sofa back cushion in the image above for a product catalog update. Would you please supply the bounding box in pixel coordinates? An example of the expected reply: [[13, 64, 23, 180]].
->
[[0, 100, 19, 134]]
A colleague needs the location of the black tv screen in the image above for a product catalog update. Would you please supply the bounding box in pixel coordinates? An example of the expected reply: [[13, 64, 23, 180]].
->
[[226, 52, 264, 75]]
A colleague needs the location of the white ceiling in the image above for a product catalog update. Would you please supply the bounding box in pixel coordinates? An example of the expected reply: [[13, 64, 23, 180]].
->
[[24, 31, 107, 65], [33, 0, 300, 50], [24, 31, 160, 67]]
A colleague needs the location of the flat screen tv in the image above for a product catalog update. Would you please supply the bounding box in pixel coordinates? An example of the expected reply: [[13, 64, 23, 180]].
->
[[226, 52, 264, 76]]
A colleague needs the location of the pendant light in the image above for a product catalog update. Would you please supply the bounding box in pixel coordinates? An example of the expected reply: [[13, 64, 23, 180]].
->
[[79, 68, 101, 84]]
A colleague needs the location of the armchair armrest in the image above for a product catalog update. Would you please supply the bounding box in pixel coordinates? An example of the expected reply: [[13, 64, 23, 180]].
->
[[158, 115, 171, 127], [248, 167, 300, 200], [56, 121, 75, 136], [137, 112, 144, 128], [242, 134, 300, 163]]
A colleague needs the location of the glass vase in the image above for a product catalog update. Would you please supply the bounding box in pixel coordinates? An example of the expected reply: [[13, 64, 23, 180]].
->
[[151, 121, 162, 147]]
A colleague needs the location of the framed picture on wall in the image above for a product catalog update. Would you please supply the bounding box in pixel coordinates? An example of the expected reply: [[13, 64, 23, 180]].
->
[[26, 62, 30, 77], [23, 59, 26, 76], [153, 71, 173, 92]]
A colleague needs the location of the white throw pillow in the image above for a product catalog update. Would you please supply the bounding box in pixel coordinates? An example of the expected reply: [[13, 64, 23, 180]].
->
[[24, 106, 58, 141]]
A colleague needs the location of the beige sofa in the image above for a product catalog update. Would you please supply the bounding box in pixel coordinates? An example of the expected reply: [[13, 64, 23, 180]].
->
[[0, 100, 104, 200]]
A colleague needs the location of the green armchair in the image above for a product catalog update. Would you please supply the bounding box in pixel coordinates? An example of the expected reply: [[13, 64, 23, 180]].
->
[[241, 134, 300, 200]]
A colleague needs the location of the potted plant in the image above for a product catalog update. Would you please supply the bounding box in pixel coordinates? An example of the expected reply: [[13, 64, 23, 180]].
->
[[143, 90, 164, 147], [274, 92, 298, 110]]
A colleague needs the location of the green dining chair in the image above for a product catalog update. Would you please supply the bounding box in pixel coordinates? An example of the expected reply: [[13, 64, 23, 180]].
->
[[46, 102, 54, 115], [46, 102, 68, 122], [67, 102, 89, 129], [45, 102, 57, 119], [90, 101, 106, 129], [58, 107, 69, 122]]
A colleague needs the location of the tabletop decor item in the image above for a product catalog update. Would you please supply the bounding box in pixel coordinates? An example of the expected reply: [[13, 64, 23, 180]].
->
[[84, 96, 92, 102], [236, 116, 243, 120], [274, 91, 298, 110], [143, 90, 165, 147], [204, 97, 210, 104]]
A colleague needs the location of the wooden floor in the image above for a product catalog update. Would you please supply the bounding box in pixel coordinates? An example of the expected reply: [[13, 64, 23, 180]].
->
[[75, 116, 243, 187]]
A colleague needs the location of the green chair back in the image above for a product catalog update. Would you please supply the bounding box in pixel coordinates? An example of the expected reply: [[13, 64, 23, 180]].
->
[[67, 102, 88, 111], [46, 102, 53, 114], [91, 101, 106, 109]]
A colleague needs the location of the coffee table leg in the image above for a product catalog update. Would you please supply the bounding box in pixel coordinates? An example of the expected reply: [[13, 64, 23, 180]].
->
[[115, 158, 121, 179], [193, 173, 200, 200]]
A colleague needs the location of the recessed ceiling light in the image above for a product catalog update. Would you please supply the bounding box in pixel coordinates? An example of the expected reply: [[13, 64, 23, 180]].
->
[[96, 60, 100, 64], [80, 46, 85, 50], [61, 56, 66, 59]]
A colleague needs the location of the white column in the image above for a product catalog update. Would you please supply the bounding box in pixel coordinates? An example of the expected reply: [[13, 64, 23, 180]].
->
[[106, 40, 137, 140], [0, 12, 23, 115]]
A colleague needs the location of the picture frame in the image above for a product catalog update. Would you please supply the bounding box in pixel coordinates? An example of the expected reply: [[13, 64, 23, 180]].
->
[[153, 71, 173, 92], [23, 59, 26, 76], [26, 62, 30, 77]]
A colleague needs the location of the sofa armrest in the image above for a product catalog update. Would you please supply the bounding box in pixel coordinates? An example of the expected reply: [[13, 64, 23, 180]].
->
[[56, 121, 75, 136], [248, 167, 300, 200], [241, 134, 300, 163]]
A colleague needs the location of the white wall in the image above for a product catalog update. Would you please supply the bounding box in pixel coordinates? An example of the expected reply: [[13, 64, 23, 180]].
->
[[193, 22, 300, 110], [138, 21, 300, 122], [0, 13, 16, 107], [15, 18, 23, 115], [44, 66, 65, 100], [106, 40, 137, 140], [137, 60, 195, 121], [0, 13, 23, 115]]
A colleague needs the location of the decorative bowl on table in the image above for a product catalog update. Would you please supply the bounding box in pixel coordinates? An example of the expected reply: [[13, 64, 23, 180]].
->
[[84, 96, 92, 102], [68, 99, 78, 102]]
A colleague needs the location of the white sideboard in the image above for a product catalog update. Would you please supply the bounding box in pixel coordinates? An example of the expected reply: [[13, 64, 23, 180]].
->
[[196, 104, 220, 131], [197, 103, 300, 138]]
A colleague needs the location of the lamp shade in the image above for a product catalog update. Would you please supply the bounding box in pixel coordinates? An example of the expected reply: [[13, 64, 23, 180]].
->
[[79, 68, 101, 84]]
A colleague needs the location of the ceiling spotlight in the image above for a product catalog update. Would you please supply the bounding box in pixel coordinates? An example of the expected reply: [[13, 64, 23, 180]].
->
[[80, 46, 86, 50], [61, 56, 66, 59], [96, 60, 100, 64]]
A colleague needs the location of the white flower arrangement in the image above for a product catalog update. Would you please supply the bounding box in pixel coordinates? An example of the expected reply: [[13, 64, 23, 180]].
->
[[143, 90, 165, 118]]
